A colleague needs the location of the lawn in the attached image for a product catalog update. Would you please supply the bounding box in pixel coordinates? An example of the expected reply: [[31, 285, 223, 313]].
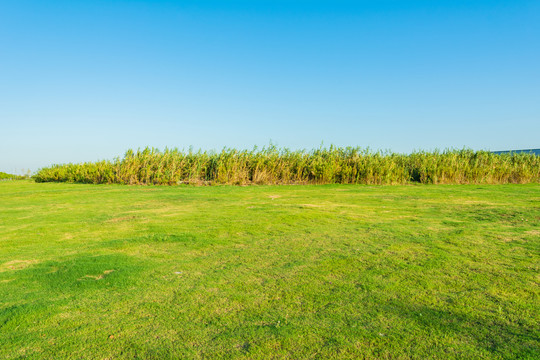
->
[[0, 181, 538, 359]]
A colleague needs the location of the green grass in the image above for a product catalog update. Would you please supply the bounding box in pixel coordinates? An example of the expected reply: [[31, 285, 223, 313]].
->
[[0, 181, 538, 359]]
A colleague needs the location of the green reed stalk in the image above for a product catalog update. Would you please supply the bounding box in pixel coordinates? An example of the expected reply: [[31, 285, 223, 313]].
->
[[33, 147, 540, 185]]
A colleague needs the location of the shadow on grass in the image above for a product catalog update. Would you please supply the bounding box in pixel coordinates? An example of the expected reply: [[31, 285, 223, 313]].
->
[[0, 254, 144, 332], [384, 300, 539, 359]]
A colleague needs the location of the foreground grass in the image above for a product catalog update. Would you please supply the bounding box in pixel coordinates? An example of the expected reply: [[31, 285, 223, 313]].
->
[[0, 181, 538, 359]]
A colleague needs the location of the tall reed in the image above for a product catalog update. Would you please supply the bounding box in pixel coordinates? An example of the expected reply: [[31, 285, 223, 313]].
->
[[0, 171, 28, 180], [33, 147, 540, 185]]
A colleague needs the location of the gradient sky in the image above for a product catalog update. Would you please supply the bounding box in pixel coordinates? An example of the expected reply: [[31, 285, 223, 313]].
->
[[1, 0, 539, 173]]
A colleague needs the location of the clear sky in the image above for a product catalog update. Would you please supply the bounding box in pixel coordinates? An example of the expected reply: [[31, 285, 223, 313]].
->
[[1, 0, 539, 173]]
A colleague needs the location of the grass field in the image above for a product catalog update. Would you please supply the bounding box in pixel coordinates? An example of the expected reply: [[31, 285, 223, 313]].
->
[[0, 181, 538, 359]]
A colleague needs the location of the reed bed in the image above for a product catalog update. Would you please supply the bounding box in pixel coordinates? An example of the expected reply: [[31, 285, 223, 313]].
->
[[33, 146, 540, 185], [0, 171, 27, 181]]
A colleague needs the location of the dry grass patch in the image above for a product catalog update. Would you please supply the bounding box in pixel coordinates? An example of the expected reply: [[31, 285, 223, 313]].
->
[[78, 269, 115, 281], [0, 259, 39, 272]]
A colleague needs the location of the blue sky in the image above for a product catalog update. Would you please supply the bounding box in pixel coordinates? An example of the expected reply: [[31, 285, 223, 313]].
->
[[1, 0, 539, 173]]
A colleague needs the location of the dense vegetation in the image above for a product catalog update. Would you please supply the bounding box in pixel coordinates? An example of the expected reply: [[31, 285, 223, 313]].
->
[[1, 181, 538, 359], [0, 171, 26, 180], [33, 146, 540, 185]]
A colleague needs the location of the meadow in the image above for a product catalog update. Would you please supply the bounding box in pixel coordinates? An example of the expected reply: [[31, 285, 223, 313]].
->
[[33, 147, 540, 185], [0, 181, 538, 359]]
